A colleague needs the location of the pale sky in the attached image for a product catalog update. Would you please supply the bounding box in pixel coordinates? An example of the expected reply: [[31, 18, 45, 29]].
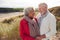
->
[[0, 0, 60, 8]]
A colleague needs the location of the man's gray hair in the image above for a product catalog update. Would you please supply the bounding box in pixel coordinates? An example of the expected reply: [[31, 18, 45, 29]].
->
[[24, 7, 33, 16], [39, 3, 48, 7]]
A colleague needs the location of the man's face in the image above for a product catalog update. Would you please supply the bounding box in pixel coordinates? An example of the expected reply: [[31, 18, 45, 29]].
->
[[39, 5, 47, 15], [28, 9, 35, 19]]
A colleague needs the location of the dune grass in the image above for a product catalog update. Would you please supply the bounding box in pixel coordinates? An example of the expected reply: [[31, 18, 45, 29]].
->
[[0, 15, 23, 40], [0, 12, 60, 40]]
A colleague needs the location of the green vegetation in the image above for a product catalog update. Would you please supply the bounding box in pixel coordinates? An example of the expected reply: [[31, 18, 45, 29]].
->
[[0, 8, 24, 13]]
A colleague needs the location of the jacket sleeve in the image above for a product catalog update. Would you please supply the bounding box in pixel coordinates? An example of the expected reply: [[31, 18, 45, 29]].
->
[[45, 16, 57, 38], [19, 20, 35, 40]]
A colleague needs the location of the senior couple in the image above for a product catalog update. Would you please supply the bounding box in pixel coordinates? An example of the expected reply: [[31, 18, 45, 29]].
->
[[19, 3, 57, 40]]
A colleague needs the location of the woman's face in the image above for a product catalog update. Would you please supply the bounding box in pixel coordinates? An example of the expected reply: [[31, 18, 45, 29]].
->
[[28, 9, 35, 19]]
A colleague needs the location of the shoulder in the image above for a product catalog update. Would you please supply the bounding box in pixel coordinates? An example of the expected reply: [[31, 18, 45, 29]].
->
[[20, 18, 28, 24], [48, 12, 56, 18], [48, 12, 56, 21]]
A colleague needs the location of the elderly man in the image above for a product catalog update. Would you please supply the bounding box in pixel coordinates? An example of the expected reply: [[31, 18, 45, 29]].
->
[[19, 7, 40, 40], [36, 3, 57, 40]]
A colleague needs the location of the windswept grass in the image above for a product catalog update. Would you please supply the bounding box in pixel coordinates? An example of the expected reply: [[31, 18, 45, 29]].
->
[[0, 15, 23, 40]]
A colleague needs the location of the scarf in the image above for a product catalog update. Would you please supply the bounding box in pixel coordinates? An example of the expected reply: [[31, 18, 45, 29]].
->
[[24, 16, 40, 38]]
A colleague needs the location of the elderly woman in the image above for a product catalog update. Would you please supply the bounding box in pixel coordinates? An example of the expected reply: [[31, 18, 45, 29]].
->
[[19, 7, 40, 40]]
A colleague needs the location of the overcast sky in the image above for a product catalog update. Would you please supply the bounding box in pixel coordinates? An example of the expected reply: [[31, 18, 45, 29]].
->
[[0, 0, 60, 8]]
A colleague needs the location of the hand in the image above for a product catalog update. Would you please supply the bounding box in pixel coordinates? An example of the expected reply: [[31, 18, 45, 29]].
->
[[35, 36, 43, 40], [35, 34, 46, 40], [35, 36, 41, 40], [38, 34, 46, 40], [39, 36, 43, 40], [40, 34, 46, 38]]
